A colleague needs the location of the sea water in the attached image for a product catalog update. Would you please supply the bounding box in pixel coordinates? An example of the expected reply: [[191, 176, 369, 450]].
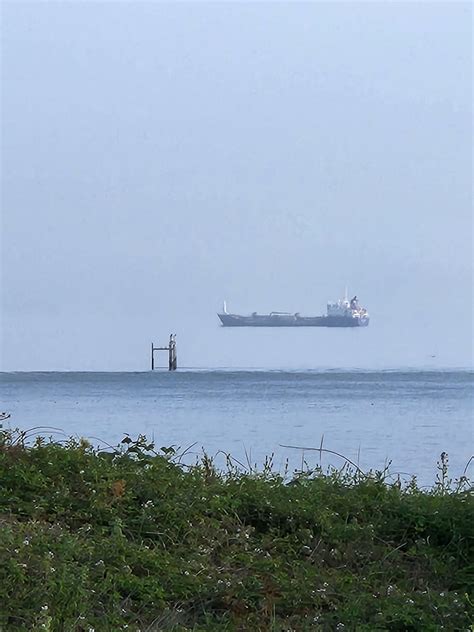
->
[[1, 369, 472, 486]]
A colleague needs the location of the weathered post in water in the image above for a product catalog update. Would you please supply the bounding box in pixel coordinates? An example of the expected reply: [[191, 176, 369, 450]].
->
[[168, 335, 173, 371], [151, 336, 177, 371], [168, 334, 177, 371], [173, 335, 177, 370]]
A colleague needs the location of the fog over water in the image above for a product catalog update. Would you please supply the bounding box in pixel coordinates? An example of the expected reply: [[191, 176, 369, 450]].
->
[[1, 2, 472, 371]]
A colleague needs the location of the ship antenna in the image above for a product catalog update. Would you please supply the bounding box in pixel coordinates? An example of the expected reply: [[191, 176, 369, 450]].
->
[[223, 300, 228, 314], [344, 286, 348, 302]]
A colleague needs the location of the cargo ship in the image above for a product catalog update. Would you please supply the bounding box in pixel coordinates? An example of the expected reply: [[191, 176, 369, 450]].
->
[[218, 294, 369, 327]]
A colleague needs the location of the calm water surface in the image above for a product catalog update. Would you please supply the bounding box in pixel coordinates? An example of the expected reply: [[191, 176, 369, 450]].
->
[[1, 370, 472, 486]]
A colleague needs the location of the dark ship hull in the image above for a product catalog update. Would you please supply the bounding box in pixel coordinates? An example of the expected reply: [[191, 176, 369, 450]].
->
[[218, 313, 369, 328]]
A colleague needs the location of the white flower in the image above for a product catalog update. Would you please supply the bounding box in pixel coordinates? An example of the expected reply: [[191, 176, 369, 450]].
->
[[23, 539, 30, 546], [41, 605, 48, 611]]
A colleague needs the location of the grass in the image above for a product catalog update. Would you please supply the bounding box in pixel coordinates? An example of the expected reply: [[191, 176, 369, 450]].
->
[[0, 426, 473, 631]]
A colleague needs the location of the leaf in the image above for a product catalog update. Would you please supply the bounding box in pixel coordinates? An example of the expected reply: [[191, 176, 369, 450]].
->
[[97, 451, 116, 460], [160, 446, 176, 455]]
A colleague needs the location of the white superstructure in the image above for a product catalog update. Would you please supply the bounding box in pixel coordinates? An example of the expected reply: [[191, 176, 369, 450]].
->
[[327, 294, 369, 322]]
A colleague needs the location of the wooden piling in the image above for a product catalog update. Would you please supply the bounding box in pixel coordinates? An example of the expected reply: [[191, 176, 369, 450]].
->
[[151, 335, 177, 371], [172, 335, 177, 370], [168, 334, 177, 371], [168, 335, 173, 371]]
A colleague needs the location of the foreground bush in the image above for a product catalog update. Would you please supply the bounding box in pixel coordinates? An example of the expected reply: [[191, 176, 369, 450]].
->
[[0, 428, 472, 631]]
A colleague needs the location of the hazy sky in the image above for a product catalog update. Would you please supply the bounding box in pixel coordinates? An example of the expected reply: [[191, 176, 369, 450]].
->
[[1, 1, 472, 370]]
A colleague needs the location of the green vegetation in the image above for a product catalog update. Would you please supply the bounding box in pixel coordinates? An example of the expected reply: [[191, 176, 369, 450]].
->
[[0, 427, 472, 631]]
